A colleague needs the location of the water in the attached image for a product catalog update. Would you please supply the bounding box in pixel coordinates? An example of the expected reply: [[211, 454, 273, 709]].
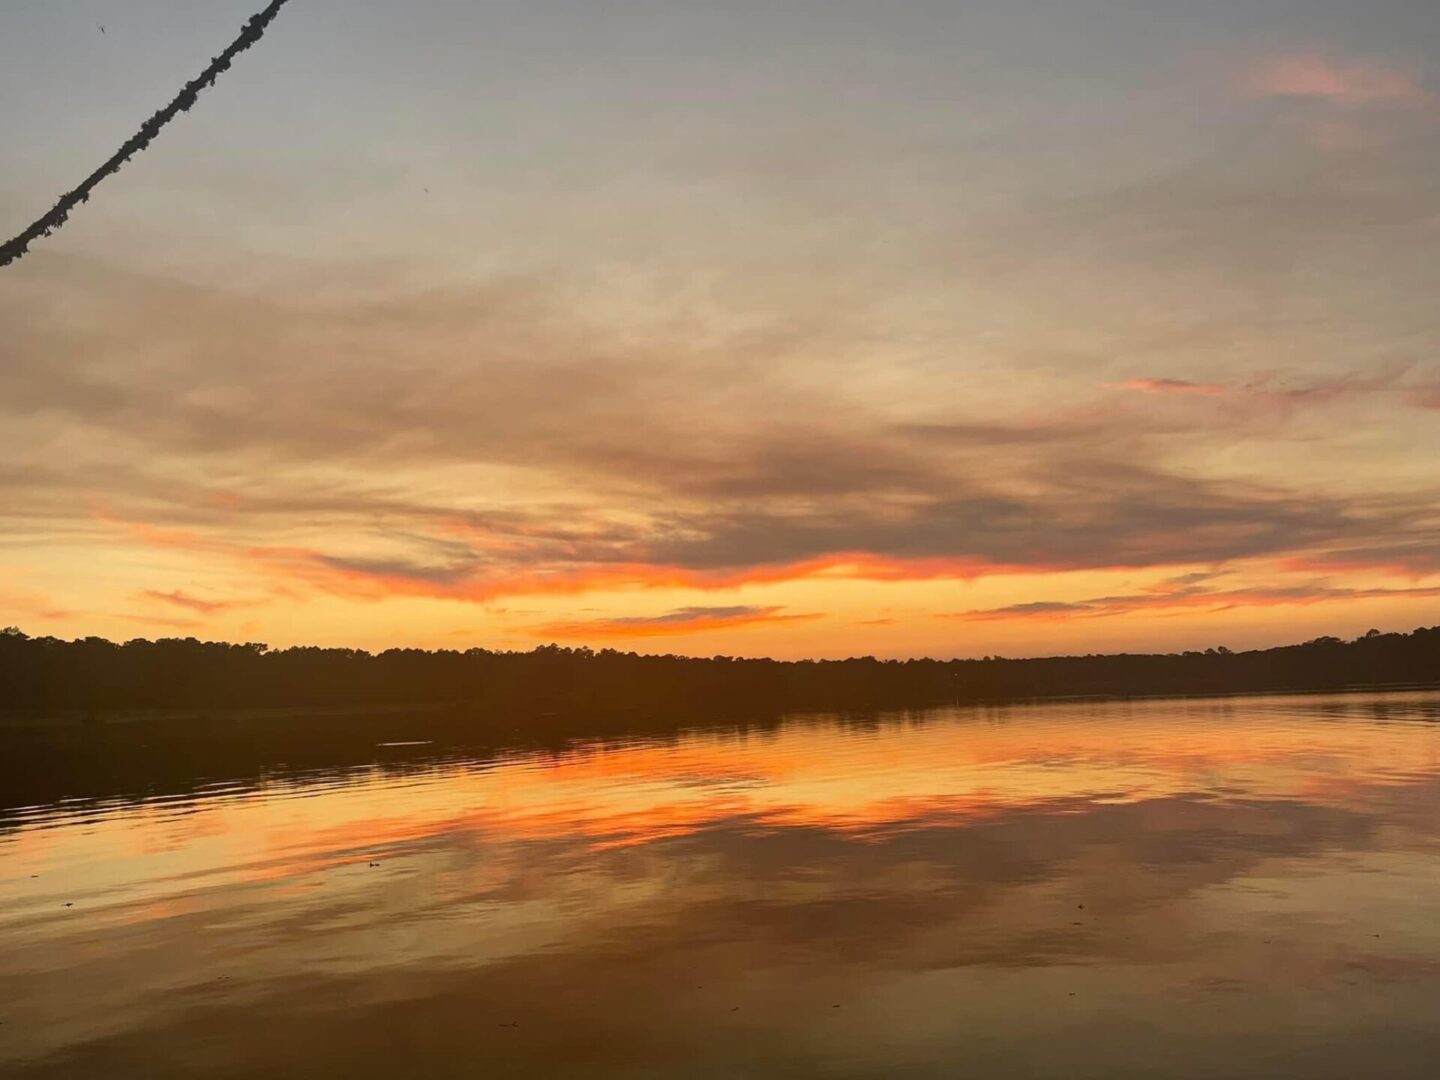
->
[[4, 690, 1440, 1078]]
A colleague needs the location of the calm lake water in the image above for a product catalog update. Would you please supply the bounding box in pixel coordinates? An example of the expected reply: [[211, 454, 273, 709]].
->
[[4, 691, 1440, 1078]]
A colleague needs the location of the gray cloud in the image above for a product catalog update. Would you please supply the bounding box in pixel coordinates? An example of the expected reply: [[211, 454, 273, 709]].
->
[[533, 605, 818, 639], [3, 254, 1438, 603], [607, 606, 780, 626], [952, 581, 1440, 621]]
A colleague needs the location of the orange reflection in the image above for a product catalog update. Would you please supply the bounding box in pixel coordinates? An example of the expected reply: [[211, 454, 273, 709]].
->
[[7, 693, 1440, 906]]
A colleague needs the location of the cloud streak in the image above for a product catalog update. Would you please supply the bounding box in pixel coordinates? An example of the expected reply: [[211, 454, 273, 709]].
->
[[951, 581, 1440, 623], [138, 589, 254, 616], [531, 606, 821, 640], [6, 184, 1440, 645], [1115, 378, 1226, 396], [1245, 52, 1431, 108]]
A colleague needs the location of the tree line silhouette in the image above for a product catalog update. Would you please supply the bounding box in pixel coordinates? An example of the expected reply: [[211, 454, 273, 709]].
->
[[3, 624, 1436, 810], [4, 624, 1437, 720]]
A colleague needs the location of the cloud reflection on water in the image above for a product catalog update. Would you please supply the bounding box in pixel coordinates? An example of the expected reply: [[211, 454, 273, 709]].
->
[[3, 692, 1440, 1078]]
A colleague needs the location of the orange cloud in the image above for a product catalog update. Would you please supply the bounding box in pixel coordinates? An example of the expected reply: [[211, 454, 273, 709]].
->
[[98, 512, 1052, 603], [250, 550, 1121, 605], [114, 613, 205, 630], [97, 508, 1440, 632], [138, 589, 254, 615], [0, 589, 75, 623], [1280, 548, 1440, 579], [1114, 371, 1406, 411], [531, 605, 822, 640]]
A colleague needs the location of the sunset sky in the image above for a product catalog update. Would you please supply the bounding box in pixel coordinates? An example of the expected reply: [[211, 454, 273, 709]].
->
[[2, 0, 1438, 658]]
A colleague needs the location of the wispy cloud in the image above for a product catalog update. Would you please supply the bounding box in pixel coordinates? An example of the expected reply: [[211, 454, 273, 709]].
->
[[114, 613, 205, 631], [138, 589, 254, 615], [1244, 52, 1431, 108], [10, 249, 1440, 644], [950, 581, 1440, 623], [532, 606, 821, 640], [103, 498, 1436, 608], [1282, 541, 1440, 579], [1409, 385, 1440, 411], [1115, 378, 1226, 396], [1239, 50, 1438, 148], [0, 587, 75, 623], [1112, 370, 1417, 417]]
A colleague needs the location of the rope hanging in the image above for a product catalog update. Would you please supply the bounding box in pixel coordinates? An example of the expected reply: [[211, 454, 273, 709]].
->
[[0, 0, 295, 269]]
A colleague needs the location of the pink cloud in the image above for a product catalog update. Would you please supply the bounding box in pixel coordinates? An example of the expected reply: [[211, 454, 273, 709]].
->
[[1115, 378, 1227, 397], [1244, 52, 1430, 107], [1114, 371, 1410, 414], [0, 589, 75, 623], [1408, 385, 1440, 411]]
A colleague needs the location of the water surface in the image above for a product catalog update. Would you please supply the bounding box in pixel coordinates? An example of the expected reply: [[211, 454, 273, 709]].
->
[[4, 691, 1440, 1078]]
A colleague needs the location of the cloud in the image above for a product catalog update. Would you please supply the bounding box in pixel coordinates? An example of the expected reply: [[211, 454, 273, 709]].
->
[[138, 589, 254, 615], [1115, 378, 1226, 396], [0, 587, 75, 623], [531, 605, 821, 640], [1112, 371, 1412, 415], [9, 256, 1440, 628], [312, 553, 481, 588], [950, 581, 1440, 623], [638, 471, 1429, 577], [90, 432, 1440, 609], [1244, 53, 1431, 108], [1281, 541, 1440, 579], [1239, 50, 1440, 149], [114, 613, 205, 631], [99, 484, 1437, 609]]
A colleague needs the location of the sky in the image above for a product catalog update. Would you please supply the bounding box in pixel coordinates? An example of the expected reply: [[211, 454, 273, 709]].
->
[[1, 0, 1438, 659]]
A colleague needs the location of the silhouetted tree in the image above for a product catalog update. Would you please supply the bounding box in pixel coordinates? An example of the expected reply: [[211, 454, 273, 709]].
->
[[2, 624, 1437, 721]]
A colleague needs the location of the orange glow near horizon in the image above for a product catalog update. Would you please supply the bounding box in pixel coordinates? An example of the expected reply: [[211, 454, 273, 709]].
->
[[3, 18, 1438, 658], [0, 510, 1409, 658]]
